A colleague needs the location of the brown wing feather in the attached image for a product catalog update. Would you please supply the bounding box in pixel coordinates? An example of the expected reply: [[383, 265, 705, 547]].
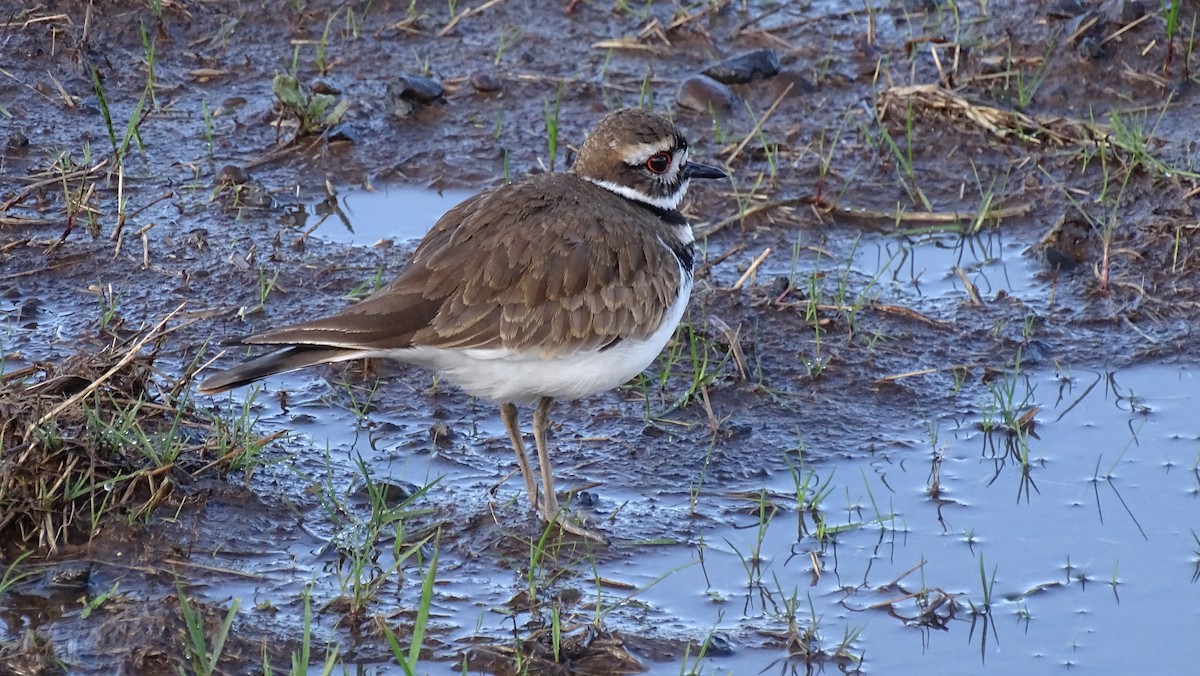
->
[[235, 173, 681, 358], [411, 174, 683, 357]]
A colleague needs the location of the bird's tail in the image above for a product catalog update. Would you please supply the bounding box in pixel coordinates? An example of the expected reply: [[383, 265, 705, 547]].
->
[[198, 346, 361, 394]]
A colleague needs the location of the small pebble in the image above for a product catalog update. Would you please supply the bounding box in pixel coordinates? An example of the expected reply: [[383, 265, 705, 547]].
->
[[352, 478, 419, 507], [573, 491, 600, 508], [724, 422, 753, 440], [390, 73, 444, 104], [702, 49, 781, 85], [704, 633, 736, 658], [676, 75, 736, 113], [235, 182, 275, 208], [45, 563, 92, 592], [469, 70, 503, 93], [18, 298, 43, 319], [389, 96, 416, 119], [386, 74, 444, 118], [1076, 35, 1106, 59], [1023, 340, 1053, 365], [214, 164, 250, 186], [311, 80, 340, 95], [429, 420, 454, 448], [186, 228, 210, 251]]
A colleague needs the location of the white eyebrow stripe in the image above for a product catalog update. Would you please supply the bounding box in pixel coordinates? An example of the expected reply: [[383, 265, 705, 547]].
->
[[620, 140, 675, 165]]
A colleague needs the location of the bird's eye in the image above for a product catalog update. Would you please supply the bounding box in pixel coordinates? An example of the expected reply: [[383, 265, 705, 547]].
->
[[645, 151, 672, 174]]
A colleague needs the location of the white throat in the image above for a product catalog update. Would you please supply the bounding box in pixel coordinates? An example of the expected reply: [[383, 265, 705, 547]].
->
[[585, 177, 688, 212]]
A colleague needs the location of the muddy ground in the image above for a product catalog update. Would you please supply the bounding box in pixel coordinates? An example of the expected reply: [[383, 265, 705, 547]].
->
[[2, 0, 1199, 674]]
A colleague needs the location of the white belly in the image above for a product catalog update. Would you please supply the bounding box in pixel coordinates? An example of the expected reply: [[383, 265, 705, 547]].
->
[[384, 275, 692, 404]]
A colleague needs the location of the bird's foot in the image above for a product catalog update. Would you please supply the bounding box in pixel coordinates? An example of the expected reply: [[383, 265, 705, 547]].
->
[[551, 510, 607, 543], [535, 495, 606, 543]]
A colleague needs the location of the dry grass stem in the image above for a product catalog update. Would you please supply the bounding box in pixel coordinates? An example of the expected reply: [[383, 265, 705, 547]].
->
[[732, 247, 771, 290]]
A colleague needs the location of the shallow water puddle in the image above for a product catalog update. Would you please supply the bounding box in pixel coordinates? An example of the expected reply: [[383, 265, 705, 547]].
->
[[298, 186, 476, 245], [599, 363, 1199, 673], [855, 229, 1044, 301]]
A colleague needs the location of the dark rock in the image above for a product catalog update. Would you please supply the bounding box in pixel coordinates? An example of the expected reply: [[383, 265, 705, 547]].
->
[[573, 491, 600, 508], [45, 563, 92, 591], [429, 420, 454, 448], [704, 633, 736, 658], [311, 80, 340, 95], [19, 297, 42, 317], [1023, 340, 1053, 365], [724, 423, 753, 440], [469, 69, 503, 92], [386, 72, 444, 106], [676, 74, 736, 113], [352, 478, 420, 507], [186, 228, 209, 251], [214, 164, 250, 186], [1042, 246, 1081, 270], [702, 49, 781, 84], [386, 73, 445, 118], [234, 182, 275, 208], [389, 97, 415, 119], [1122, 0, 1148, 22], [1076, 35, 1106, 59]]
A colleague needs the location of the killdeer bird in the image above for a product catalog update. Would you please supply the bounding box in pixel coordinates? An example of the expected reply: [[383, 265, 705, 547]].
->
[[199, 108, 726, 540]]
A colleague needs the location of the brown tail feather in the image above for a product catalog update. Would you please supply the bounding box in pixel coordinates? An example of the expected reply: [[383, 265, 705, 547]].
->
[[198, 346, 361, 394]]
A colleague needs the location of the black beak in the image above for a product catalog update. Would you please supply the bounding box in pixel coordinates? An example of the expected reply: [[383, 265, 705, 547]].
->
[[684, 161, 727, 180]]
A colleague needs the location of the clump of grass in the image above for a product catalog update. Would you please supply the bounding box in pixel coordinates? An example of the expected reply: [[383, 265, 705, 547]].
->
[[0, 311, 268, 553], [1162, 0, 1184, 73], [177, 582, 241, 676], [543, 84, 563, 172], [272, 69, 350, 138], [383, 534, 438, 675]]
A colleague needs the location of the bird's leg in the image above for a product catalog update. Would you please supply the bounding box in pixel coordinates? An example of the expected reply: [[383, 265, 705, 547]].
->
[[533, 397, 606, 543], [532, 397, 559, 521], [501, 402, 539, 511]]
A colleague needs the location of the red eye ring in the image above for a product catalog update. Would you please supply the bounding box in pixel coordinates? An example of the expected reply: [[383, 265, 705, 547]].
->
[[645, 151, 672, 174]]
